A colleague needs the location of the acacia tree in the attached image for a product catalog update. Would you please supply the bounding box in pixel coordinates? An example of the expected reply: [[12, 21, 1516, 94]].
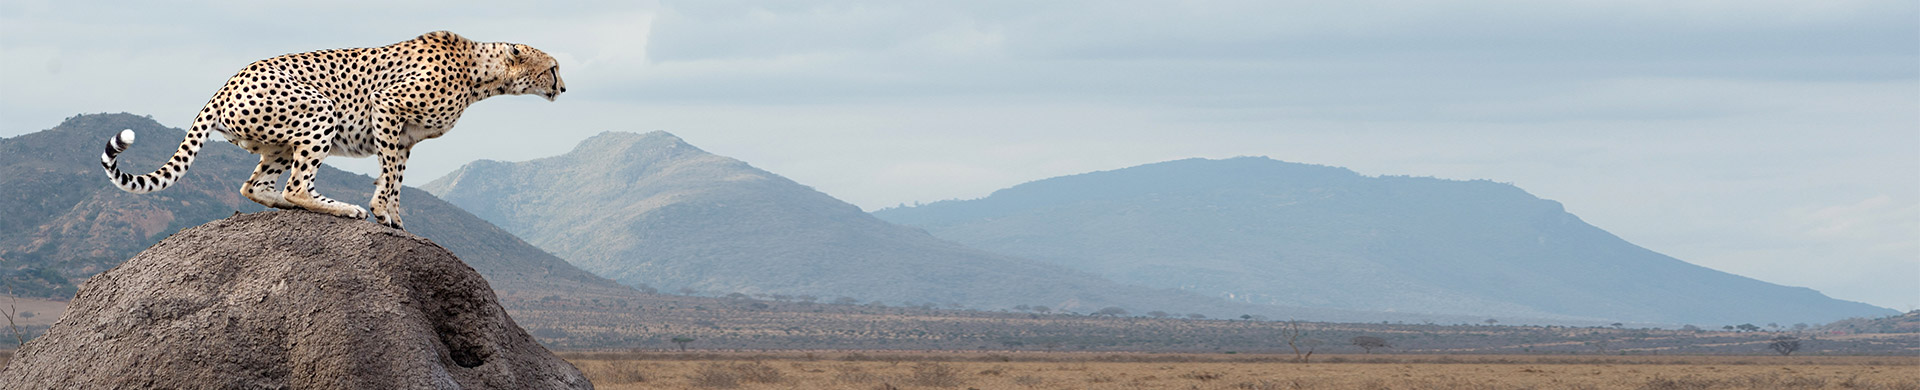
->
[[1350, 336, 1390, 354], [671, 336, 696, 351], [1095, 307, 1129, 317], [1768, 336, 1802, 356]]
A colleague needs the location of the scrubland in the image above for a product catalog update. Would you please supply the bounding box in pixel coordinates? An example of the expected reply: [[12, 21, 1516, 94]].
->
[[564, 352, 1919, 390]]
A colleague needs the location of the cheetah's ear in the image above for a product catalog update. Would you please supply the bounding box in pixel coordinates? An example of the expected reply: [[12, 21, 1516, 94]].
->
[[504, 44, 524, 66]]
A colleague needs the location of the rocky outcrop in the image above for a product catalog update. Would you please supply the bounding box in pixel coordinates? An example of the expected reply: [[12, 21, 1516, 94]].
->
[[0, 211, 591, 389]]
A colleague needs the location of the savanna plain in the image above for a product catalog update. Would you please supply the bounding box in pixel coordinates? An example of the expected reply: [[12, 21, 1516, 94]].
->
[[560, 352, 1920, 390], [1, 350, 1916, 389]]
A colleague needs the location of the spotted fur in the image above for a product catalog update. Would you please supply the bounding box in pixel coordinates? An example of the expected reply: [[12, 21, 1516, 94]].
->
[[100, 31, 565, 229]]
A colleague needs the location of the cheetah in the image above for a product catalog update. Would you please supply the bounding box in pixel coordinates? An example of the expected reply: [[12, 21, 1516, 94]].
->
[[100, 31, 564, 230]]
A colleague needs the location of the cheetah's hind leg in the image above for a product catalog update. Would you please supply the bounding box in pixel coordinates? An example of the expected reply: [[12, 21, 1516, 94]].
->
[[274, 102, 366, 220], [240, 149, 299, 210], [280, 140, 368, 221]]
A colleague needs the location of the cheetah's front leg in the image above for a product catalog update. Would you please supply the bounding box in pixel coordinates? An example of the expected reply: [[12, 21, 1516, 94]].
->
[[369, 143, 411, 230], [368, 110, 410, 230]]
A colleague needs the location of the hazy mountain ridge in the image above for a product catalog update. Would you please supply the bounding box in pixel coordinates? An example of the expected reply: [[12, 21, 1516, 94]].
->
[[423, 132, 1382, 319], [0, 113, 630, 299], [873, 157, 1894, 325]]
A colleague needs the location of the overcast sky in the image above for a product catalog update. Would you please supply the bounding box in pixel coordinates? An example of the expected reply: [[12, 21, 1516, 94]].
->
[[3, 0, 1915, 312]]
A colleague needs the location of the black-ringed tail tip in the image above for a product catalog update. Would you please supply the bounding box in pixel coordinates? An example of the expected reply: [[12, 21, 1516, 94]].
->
[[102, 126, 196, 195], [102, 129, 136, 168]]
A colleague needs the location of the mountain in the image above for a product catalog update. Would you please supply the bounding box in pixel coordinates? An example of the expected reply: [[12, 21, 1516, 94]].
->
[[0, 113, 630, 299], [871, 157, 1895, 325], [421, 131, 1322, 317]]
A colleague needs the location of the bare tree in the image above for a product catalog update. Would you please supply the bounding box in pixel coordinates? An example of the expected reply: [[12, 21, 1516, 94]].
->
[[1282, 320, 1317, 363], [1768, 336, 1801, 356], [1350, 336, 1390, 354], [4, 282, 23, 347]]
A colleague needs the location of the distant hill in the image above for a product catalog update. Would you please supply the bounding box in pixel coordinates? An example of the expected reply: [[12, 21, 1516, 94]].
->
[[1820, 311, 1920, 334], [422, 132, 1350, 318], [0, 113, 630, 299], [872, 157, 1895, 325]]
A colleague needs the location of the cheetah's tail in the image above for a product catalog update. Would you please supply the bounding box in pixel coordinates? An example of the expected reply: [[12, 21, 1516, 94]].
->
[[101, 123, 213, 194]]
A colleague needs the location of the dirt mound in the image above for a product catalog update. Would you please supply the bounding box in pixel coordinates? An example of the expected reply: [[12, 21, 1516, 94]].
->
[[0, 210, 591, 389]]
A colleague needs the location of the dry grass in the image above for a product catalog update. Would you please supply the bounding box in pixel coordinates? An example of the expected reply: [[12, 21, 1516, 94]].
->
[[684, 361, 790, 388], [569, 352, 1920, 390]]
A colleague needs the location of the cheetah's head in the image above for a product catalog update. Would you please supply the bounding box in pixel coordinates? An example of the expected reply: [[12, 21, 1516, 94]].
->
[[503, 44, 566, 101]]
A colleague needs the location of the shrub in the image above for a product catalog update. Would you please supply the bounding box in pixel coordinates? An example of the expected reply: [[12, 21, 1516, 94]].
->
[[834, 365, 886, 385], [689, 363, 739, 389], [1639, 375, 1717, 390], [907, 362, 965, 387], [1180, 371, 1227, 382], [731, 361, 785, 384], [598, 362, 647, 384]]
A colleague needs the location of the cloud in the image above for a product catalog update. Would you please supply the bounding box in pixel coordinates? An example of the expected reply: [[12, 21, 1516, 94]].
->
[[1795, 195, 1919, 245]]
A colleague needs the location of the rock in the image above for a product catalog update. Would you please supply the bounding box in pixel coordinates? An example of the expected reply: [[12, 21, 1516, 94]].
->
[[0, 210, 592, 389]]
